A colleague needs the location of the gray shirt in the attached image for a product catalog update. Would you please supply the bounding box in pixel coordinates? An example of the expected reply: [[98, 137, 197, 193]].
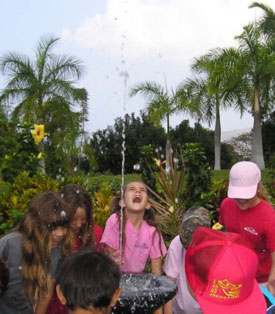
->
[[0, 232, 62, 314]]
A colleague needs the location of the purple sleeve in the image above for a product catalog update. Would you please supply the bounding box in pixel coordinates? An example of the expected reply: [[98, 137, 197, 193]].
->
[[163, 236, 182, 278], [100, 214, 119, 250]]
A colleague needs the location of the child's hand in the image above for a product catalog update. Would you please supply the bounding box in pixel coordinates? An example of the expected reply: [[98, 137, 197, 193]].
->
[[100, 244, 124, 266], [109, 250, 124, 266]]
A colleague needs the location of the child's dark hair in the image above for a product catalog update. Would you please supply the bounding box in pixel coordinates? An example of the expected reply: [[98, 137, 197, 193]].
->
[[60, 183, 95, 250], [0, 257, 9, 297], [111, 181, 164, 254], [56, 250, 121, 311]]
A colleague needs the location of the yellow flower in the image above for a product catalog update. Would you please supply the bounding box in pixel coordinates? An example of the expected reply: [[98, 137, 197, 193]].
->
[[212, 222, 224, 230], [153, 158, 166, 167], [168, 206, 174, 213], [37, 152, 42, 159], [32, 124, 47, 145]]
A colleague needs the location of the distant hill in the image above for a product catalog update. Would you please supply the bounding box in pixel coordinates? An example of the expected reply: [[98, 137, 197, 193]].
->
[[221, 128, 252, 142]]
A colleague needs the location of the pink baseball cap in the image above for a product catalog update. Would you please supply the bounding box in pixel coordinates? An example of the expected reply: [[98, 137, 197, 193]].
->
[[228, 161, 261, 199], [185, 227, 266, 314]]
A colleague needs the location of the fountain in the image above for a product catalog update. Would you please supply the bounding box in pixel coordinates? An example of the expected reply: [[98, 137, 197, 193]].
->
[[112, 273, 177, 314], [111, 2, 177, 312]]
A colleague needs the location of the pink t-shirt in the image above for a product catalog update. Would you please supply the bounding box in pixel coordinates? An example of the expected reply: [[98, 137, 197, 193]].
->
[[100, 213, 167, 273], [163, 235, 202, 314], [219, 198, 275, 282]]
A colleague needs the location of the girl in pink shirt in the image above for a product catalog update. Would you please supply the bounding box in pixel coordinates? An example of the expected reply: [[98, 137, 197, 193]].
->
[[100, 181, 167, 275]]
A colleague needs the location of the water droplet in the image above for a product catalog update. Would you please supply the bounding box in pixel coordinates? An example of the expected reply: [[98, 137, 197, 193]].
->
[[133, 164, 140, 171]]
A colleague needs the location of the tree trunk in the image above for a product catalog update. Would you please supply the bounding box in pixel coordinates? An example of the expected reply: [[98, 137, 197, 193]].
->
[[165, 114, 173, 173], [214, 98, 221, 170], [251, 88, 265, 170], [38, 141, 46, 174]]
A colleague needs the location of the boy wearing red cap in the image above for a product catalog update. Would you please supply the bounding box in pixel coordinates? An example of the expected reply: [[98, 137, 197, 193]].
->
[[185, 227, 267, 314], [219, 161, 275, 294], [163, 206, 211, 314]]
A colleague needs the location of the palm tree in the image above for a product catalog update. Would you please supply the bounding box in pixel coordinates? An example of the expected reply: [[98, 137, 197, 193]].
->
[[204, 22, 275, 170], [249, 2, 275, 38], [233, 23, 275, 169], [183, 48, 245, 170], [0, 35, 87, 173], [129, 81, 198, 168]]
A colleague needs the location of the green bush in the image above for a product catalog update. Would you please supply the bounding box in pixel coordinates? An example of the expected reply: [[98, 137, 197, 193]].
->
[[0, 171, 60, 235]]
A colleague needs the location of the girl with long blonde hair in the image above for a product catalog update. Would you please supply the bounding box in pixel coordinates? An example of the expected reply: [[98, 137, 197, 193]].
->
[[0, 191, 71, 314]]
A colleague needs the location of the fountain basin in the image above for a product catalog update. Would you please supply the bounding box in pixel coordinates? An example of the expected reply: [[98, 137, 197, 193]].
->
[[112, 273, 177, 314]]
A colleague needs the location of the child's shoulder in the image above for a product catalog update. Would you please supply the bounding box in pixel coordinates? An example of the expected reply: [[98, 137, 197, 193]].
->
[[0, 231, 21, 244]]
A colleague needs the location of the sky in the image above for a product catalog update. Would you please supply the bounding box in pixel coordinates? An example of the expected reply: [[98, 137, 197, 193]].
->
[[1, 0, 274, 135]]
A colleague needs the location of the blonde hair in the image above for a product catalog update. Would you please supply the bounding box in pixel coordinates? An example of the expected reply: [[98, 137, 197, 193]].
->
[[15, 191, 71, 304], [257, 181, 272, 203]]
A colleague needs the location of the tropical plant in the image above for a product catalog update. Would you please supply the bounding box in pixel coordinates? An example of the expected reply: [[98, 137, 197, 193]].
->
[[183, 49, 244, 170], [181, 143, 212, 209], [148, 151, 186, 239], [206, 22, 275, 170], [250, 2, 275, 38], [0, 35, 88, 174], [0, 171, 60, 235], [138, 145, 158, 190], [92, 182, 114, 229], [0, 120, 40, 182], [129, 81, 199, 166]]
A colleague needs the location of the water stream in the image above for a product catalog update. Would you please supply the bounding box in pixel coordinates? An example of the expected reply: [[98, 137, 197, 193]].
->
[[119, 0, 129, 270]]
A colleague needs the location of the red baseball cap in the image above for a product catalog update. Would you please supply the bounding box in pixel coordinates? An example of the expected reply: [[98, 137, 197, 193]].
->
[[185, 227, 266, 314]]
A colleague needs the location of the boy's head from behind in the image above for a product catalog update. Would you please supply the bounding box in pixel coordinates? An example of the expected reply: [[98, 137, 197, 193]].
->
[[56, 251, 121, 314], [185, 227, 266, 314], [180, 206, 211, 249]]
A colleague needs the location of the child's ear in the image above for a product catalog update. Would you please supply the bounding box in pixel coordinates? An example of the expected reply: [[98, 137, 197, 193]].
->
[[110, 288, 122, 307], [119, 199, 125, 208], [56, 284, 67, 306], [145, 202, 151, 210]]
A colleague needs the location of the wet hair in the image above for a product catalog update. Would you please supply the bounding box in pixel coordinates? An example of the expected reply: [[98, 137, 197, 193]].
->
[[56, 250, 121, 311], [15, 191, 71, 303], [112, 181, 164, 255], [0, 257, 9, 296], [60, 184, 95, 250]]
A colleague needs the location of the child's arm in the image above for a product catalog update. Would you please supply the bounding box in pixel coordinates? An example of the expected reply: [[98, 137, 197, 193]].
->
[[267, 252, 275, 295], [151, 257, 162, 275], [34, 278, 55, 314], [151, 257, 164, 314], [101, 244, 122, 266]]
